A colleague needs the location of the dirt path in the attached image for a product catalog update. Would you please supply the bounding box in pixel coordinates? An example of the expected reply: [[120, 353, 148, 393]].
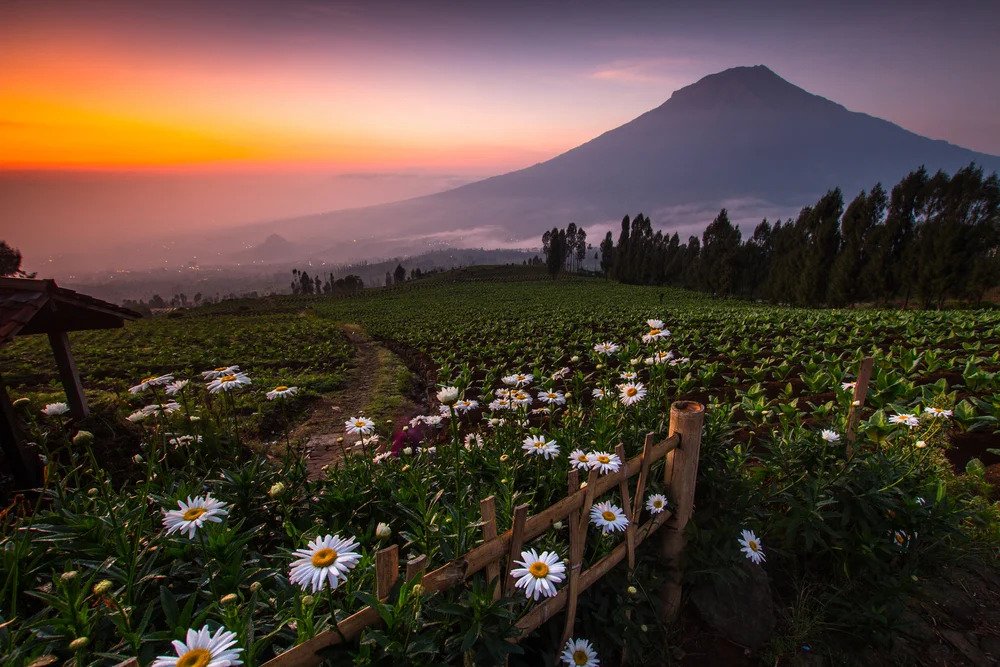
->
[[290, 324, 422, 479]]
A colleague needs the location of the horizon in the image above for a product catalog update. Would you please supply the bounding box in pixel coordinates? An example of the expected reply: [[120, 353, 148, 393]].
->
[[2, 0, 1000, 279]]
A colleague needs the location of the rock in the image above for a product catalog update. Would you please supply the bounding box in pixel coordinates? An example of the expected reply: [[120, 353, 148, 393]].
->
[[690, 563, 776, 649]]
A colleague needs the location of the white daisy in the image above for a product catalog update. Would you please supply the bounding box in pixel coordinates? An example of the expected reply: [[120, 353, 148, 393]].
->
[[345, 416, 375, 435], [668, 356, 691, 366], [510, 390, 533, 407], [550, 367, 571, 380], [646, 318, 665, 329], [538, 390, 566, 405], [129, 374, 175, 395], [502, 373, 533, 387], [561, 638, 599, 666], [841, 381, 856, 391], [42, 402, 70, 416], [510, 549, 566, 600], [646, 493, 668, 514], [162, 495, 228, 539], [891, 529, 914, 549], [593, 342, 619, 355], [488, 398, 513, 411], [437, 386, 459, 405], [455, 398, 479, 413], [619, 371, 638, 381], [820, 429, 840, 442], [522, 435, 559, 459], [464, 433, 484, 450], [266, 385, 299, 400], [618, 382, 647, 406], [126, 409, 147, 422], [168, 434, 202, 447], [642, 321, 670, 343], [889, 413, 919, 428], [589, 451, 621, 475], [201, 366, 240, 380], [143, 402, 181, 417], [738, 529, 765, 564], [164, 380, 189, 396], [923, 407, 952, 418], [288, 533, 362, 593], [151, 625, 242, 667], [569, 449, 593, 470], [590, 501, 629, 533], [206, 372, 251, 393], [644, 351, 674, 365], [591, 388, 607, 400]]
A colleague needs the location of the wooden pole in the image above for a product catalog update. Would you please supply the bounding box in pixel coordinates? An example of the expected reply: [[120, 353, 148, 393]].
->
[[479, 496, 501, 600], [845, 356, 874, 454], [48, 330, 89, 418], [660, 400, 705, 622], [0, 378, 41, 488]]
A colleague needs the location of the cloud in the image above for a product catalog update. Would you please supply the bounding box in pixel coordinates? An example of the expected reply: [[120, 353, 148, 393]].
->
[[589, 56, 698, 84]]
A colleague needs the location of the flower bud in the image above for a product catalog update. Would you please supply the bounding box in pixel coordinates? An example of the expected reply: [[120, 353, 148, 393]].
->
[[437, 386, 459, 406], [627, 585, 638, 595], [60, 570, 78, 582], [269, 482, 286, 498], [570, 355, 580, 363], [72, 430, 94, 446], [412, 583, 425, 596], [552, 521, 563, 530], [69, 637, 89, 651], [87, 487, 99, 497], [499, 454, 509, 462], [92, 579, 113, 595], [250, 581, 262, 593], [220, 593, 238, 605], [376, 522, 391, 539], [302, 594, 315, 606], [133, 454, 143, 463], [403, 447, 413, 455]]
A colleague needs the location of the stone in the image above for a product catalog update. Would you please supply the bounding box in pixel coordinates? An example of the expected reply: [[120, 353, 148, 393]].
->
[[690, 563, 776, 649]]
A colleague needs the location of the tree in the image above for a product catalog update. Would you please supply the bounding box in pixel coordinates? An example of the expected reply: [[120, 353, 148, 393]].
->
[[599, 231, 615, 276], [699, 209, 742, 295], [0, 241, 23, 277], [393, 263, 406, 284]]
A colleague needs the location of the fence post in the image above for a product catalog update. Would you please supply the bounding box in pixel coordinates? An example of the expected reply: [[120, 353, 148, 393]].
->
[[660, 400, 705, 622], [845, 356, 874, 455]]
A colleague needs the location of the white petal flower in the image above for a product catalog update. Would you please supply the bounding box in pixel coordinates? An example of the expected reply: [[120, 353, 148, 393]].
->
[[201, 365, 240, 380], [266, 385, 299, 400], [591, 388, 606, 400], [889, 413, 920, 428], [593, 342, 619, 355], [841, 381, 856, 391], [162, 495, 228, 539], [151, 625, 242, 667], [738, 529, 765, 564], [589, 451, 621, 475], [562, 637, 599, 667], [455, 398, 479, 413], [288, 533, 362, 592], [820, 429, 840, 442], [129, 374, 174, 395], [345, 416, 375, 435], [646, 493, 668, 514], [590, 501, 629, 533], [642, 321, 670, 343], [206, 372, 251, 393], [464, 433, 485, 450], [164, 380, 189, 396], [923, 407, 952, 418], [437, 386, 459, 405], [502, 373, 533, 387], [618, 382, 646, 406], [569, 449, 593, 470], [510, 549, 566, 600], [538, 390, 566, 405], [143, 402, 181, 417], [522, 435, 559, 459], [42, 402, 70, 416]]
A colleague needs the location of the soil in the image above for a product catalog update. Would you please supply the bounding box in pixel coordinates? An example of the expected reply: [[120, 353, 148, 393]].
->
[[946, 431, 1000, 471]]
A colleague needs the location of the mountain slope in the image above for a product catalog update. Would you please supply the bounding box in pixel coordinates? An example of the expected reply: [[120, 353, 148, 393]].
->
[[256, 65, 1000, 253]]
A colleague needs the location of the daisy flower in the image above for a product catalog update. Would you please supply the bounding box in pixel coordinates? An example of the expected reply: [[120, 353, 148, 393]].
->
[[151, 625, 242, 667], [538, 390, 566, 405], [129, 374, 175, 394], [820, 429, 840, 442], [437, 386, 459, 405], [891, 530, 914, 549], [591, 388, 607, 400], [551, 367, 571, 380], [923, 407, 952, 418], [738, 529, 765, 565], [668, 356, 691, 366], [164, 379, 189, 396], [266, 385, 298, 400], [618, 382, 647, 406], [589, 451, 621, 475], [162, 495, 228, 539], [642, 320, 670, 343], [126, 409, 147, 422], [502, 373, 533, 387], [345, 416, 375, 435], [646, 493, 668, 514], [569, 449, 594, 470], [488, 398, 513, 411], [620, 371, 638, 381], [510, 549, 566, 600], [42, 402, 70, 416], [561, 638, 599, 667], [206, 372, 251, 393], [455, 398, 479, 413], [143, 402, 181, 417], [522, 435, 559, 459], [590, 501, 629, 533], [168, 434, 202, 447], [644, 350, 674, 365], [593, 342, 619, 355], [464, 433, 484, 450], [201, 366, 240, 380], [889, 413, 919, 428], [841, 381, 856, 391], [288, 534, 362, 593], [510, 390, 533, 407]]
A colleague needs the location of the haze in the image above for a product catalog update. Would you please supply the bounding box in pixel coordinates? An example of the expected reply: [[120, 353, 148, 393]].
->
[[2, 0, 999, 275]]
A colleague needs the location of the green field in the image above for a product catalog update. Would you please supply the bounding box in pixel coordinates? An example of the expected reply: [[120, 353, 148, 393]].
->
[[2, 266, 998, 665]]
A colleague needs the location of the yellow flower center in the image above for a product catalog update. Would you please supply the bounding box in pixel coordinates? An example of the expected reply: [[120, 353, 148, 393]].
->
[[275, 386, 288, 392], [215, 366, 228, 371], [355, 420, 367, 427], [748, 540, 759, 552], [577, 455, 588, 462], [311, 547, 339, 567], [895, 533, 905, 545], [534, 442, 544, 449], [573, 649, 589, 665], [653, 500, 663, 508], [597, 455, 610, 464], [182, 507, 207, 521], [602, 510, 616, 522], [141, 376, 157, 384], [528, 561, 549, 578], [220, 374, 237, 383], [649, 328, 661, 336], [177, 648, 212, 667], [626, 387, 637, 397]]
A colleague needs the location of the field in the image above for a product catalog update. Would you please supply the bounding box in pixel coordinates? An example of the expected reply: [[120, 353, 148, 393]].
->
[[2, 265, 999, 666]]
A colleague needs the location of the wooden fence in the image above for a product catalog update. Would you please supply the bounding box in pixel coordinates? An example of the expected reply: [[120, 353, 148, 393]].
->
[[264, 400, 704, 666]]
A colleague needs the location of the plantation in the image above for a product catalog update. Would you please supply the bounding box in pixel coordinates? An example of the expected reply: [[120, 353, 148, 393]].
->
[[1, 268, 999, 666]]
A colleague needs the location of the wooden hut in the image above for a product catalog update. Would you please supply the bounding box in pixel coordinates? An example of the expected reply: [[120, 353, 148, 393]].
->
[[0, 278, 140, 487]]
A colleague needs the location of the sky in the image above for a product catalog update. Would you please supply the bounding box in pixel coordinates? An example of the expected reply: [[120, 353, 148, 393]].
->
[[2, 0, 999, 270]]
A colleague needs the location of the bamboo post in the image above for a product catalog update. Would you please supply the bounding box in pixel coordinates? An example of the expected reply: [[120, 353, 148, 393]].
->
[[845, 356, 874, 453], [375, 544, 399, 600], [660, 401, 705, 621], [480, 496, 501, 599], [503, 503, 530, 595], [560, 467, 598, 647]]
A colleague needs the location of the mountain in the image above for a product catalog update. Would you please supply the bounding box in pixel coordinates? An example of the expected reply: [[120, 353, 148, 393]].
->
[[229, 233, 301, 264], [250, 65, 1000, 254]]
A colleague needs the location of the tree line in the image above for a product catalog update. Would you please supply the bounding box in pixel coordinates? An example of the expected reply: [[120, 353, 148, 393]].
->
[[584, 164, 999, 307], [291, 269, 364, 295], [541, 223, 589, 276]]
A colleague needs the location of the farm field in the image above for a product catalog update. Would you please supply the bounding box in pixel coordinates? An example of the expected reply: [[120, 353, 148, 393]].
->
[[2, 266, 999, 666]]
